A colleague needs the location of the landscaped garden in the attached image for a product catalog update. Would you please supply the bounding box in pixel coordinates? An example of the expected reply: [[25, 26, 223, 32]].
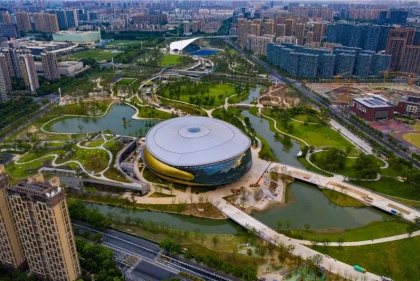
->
[[159, 54, 181, 66], [116, 78, 137, 86], [65, 49, 120, 61], [104, 40, 141, 49]]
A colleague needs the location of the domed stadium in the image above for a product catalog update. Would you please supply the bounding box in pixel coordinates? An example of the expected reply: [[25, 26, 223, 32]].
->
[[143, 116, 252, 186]]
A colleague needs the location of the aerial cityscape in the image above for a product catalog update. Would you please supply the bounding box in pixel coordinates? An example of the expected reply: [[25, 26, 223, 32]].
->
[[0, 0, 419, 281]]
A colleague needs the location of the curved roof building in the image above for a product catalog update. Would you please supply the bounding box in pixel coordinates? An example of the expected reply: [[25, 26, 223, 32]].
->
[[143, 117, 252, 186], [169, 37, 201, 52]]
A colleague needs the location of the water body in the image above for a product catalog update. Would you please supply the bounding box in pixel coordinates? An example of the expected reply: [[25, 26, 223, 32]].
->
[[241, 110, 303, 168], [51, 104, 158, 135], [253, 181, 386, 230], [86, 203, 245, 234], [242, 85, 262, 104], [190, 50, 219, 56]]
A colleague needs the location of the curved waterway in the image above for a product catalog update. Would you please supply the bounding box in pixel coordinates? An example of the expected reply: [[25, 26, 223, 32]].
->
[[86, 203, 245, 234], [51, 104, 158, 135]]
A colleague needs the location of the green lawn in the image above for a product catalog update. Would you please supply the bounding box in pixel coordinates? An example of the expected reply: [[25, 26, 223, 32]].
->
[[103, 167, 132, 183], [171, 84, 236, 108], [136, 106, 172, 120], [159, 54, 181, 66], [284, 220, 410, 242], [351, 177, 420, 200], [262, 110, 355, 151], [6, 158, 54, 183], [160, 98, 207, 116], [116, 78, 136, 86], [104, 40, 141, 49], [312, 236, 420, 280], [87, 140, 104, 147], [321, 189, 366, 207], [76, 148, 109, 173], [66, 50, 119, 61]]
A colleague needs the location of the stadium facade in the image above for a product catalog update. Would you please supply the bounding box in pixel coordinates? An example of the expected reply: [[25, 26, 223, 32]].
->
[[143, 117, 252, 186]]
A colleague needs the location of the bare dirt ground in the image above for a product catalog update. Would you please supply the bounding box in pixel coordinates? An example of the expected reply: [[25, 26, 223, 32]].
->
[[259, 85, 300, 107]]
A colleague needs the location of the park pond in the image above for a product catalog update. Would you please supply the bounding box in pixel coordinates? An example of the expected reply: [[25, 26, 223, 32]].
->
[[85, 181, 386, 234], [51, 104, 158, 136]]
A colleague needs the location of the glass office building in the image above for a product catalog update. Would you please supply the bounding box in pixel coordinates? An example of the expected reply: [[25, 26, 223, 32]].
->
[[143, 117, 252, 186]]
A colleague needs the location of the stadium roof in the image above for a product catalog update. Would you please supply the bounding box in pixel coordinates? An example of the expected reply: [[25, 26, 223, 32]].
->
[[145, 117, 251, 166], [169, 37, 201, 51]]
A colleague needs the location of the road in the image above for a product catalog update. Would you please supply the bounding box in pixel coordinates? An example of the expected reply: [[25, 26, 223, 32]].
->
[[73, 222, 242, 281], [223, 39, 420, 169]]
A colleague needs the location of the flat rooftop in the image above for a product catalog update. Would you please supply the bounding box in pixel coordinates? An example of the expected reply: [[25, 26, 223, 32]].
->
[[401, 95, 420, 104], [354, 97, 394, 109]]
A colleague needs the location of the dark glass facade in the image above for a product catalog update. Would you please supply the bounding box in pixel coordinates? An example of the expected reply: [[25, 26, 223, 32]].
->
[[145, 148, 253, 186]]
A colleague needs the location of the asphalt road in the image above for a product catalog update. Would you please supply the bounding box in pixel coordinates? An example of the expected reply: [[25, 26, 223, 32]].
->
[[73, 222, 242, 281]]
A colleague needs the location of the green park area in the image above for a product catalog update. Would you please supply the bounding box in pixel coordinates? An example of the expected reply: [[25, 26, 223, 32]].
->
[[283, 220, 412, 243], [403, 132, 420, 148], [116, 78, 137, 86], [135, 105, 172, 120], [261, 108, 355, 151], [104, 40, 141, 49], [158, 82, 238, 108], [66, 49, 120, 62], [159, 54, 181, 66], [313, 235, 420, 281]]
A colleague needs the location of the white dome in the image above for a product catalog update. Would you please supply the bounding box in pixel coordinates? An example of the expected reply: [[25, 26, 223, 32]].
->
[[145, 117, 251, 166]]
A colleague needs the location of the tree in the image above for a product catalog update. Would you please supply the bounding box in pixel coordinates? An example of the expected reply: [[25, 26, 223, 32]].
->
[[304, 223, 311, 232], [352, 153, 380, 179], [212, 236, 219, 248], [276, 220, 283, 232], [92, 232, 103, 243], [285, 220, 292, 230]]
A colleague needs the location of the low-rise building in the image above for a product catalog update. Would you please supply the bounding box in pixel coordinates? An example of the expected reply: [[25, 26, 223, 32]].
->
[[397, 95, 420, 117], [53, 31, 101, 45], [352, 96, 395, 121]]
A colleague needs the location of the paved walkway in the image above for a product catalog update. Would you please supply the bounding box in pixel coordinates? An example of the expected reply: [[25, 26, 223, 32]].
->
[[215, 200, 381, 281]]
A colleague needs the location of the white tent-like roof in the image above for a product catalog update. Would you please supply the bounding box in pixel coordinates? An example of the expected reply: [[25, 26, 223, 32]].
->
[[145, 117, 251, 167], [169, 37, 201, 52]]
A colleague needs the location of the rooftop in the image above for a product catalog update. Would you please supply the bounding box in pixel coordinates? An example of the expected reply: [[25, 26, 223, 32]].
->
[[145, 116, 251, 167], [354, 96, 394, 108], [401, 95, 420, 104]]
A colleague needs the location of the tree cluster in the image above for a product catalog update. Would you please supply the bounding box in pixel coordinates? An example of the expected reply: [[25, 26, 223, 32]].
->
[[352, 153, 380, 179], [75, 238, 123, 281], [68, 200, 111, 229], [0, 97, 40, 130], [311, 148, 347, 172]]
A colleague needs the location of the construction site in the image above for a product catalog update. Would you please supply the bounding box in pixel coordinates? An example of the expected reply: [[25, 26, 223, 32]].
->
[[307, 72, 420, 105]]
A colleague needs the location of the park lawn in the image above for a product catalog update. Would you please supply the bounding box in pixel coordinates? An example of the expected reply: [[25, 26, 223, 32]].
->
[[136, 106, 172, 119], [312, 236, 420, 281], [262, 109, 354, 151], [116, 78, 136, 86], [76, 148, 109, 173], [103, 167, 132, 183], [66, 50, 119, 61], [284, 220, 410, 242], [174, 84, 236, 108], [87, 140, 104, 147], [321, 189, 366, 207], [159, 54, 181, 66], [160, 98, 207, 116], [6, 158, 54, 183], [104, 40, 141, 49], [402, 132, 420, 148], [149, 192, 175, 198], [411, 122, 420, 131], [351, 177, 420, 200], [293, 114, 323, 124]]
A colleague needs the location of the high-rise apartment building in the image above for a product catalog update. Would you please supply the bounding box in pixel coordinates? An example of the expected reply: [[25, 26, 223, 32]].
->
[[66, 10, 78, 28], [306, 31, 314, 44], [275, 24, 285, 37], [355, 53, 373, 77], [401, 46, 420, 74], [19, 54, 39, 93], [5, 171, 81, 281], [285, 18, 295, 36], [0, 24, 18, 38], [364, 26, 380, 51], [0, 54, 12, 103], [2, 48, 22, 78], [1, 12, 12, 24], [56, 10, 68, 30], [386, 28, 415, 70], [247, 34, 274, 55], [313, 23, 324, 43], [15, 12, 32, 32], [33, 13, 44, 32], [334, 52, 356, 76], [262, 19, 275, 35], [41, 52, 60, 80], [43, 13, 59, 33], [295, 23, 305, 45], [0, 166, 26, 268], [370, 54, 392, 76]]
